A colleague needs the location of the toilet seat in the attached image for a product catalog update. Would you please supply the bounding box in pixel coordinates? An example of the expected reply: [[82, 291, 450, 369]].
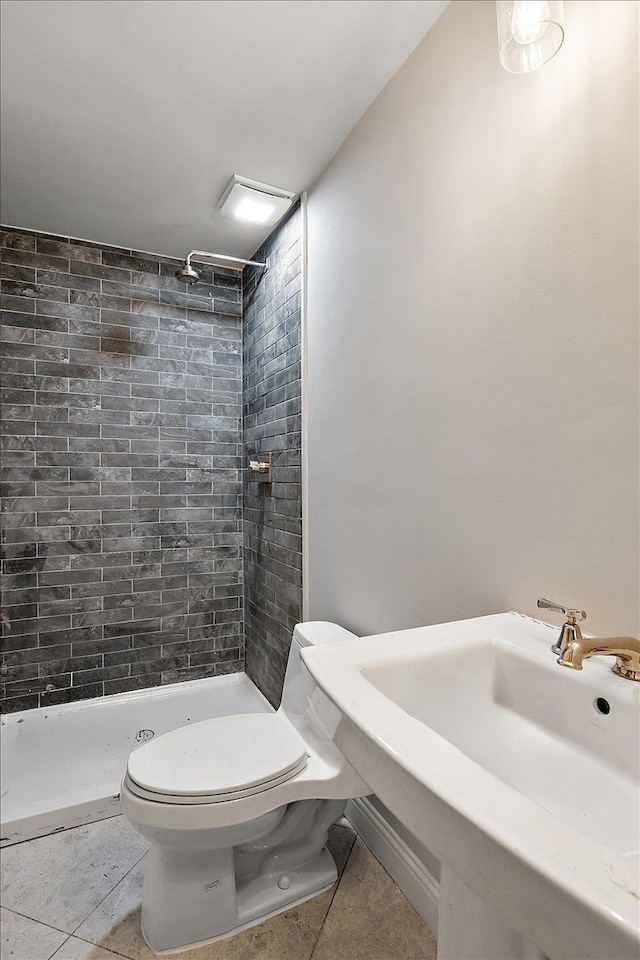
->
[[126, 713, 308, 805]]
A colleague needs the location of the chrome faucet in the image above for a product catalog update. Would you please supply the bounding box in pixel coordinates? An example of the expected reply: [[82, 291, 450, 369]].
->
[[537, 598, 640, 682]]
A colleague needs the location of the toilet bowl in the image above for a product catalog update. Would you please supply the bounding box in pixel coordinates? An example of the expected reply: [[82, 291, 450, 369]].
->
[[121, 621, 369, 953]]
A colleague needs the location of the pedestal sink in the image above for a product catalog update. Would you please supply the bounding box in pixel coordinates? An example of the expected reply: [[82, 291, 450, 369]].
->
[[301, 613, 640, 960]]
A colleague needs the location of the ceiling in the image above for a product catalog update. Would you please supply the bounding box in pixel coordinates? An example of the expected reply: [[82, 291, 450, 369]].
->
[[0, 0, 447, 259]]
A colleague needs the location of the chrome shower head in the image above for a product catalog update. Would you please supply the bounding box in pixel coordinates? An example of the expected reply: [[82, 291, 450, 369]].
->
[[176, 249, 268, 288], [175, 261, 200, 284]]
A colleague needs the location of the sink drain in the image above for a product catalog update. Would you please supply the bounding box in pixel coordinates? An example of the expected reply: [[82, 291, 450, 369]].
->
[[594, 697, 610, 716]]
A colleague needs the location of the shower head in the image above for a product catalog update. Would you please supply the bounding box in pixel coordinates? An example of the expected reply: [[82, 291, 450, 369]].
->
[[176, 249, 268, 287], [175, 260, 201, 284]]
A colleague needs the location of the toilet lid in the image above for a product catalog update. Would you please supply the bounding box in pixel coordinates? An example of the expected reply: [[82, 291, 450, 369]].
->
[[126, 713, 307, 801]]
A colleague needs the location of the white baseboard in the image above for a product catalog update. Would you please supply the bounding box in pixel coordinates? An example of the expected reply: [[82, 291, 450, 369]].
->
[[345, 797, 439, 935]]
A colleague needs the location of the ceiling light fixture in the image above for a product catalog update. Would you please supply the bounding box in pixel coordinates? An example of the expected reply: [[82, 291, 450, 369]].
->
[[217, 175, 296, 226], [496, 0, 565, 73]]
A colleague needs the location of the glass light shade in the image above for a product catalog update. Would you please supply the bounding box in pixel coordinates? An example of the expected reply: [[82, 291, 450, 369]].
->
[[496, 0, 565, 74]]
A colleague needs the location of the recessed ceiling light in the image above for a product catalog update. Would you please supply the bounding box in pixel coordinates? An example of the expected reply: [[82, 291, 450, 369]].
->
[[217, 175, 295, 226], [234, 196, 276, 224]]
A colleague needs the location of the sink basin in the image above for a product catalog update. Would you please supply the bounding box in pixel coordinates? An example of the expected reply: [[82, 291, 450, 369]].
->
[[364, 631, 638, 852], [301, 613, 640, 960]]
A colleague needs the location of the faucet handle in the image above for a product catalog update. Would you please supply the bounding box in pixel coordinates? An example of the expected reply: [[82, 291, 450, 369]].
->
[[537, 598, 586, 623], [537, 598, 587, 655]]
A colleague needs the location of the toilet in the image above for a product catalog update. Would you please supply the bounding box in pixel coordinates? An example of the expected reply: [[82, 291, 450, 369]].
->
[[120, 621, 369, 953]]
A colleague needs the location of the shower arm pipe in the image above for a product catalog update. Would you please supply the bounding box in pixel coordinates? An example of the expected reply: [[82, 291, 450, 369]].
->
[[185, 250, 268, 271]]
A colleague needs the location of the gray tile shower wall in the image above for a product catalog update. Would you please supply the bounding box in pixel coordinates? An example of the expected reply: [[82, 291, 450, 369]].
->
[[242, 203, 302, 707], [0, 227, 244, 713]]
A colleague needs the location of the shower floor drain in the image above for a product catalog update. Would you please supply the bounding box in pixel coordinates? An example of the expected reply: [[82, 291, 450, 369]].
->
[[135, 729, 155, 742]]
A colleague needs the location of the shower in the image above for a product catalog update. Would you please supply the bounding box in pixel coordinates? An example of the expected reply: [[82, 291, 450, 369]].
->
[[175, 249, 268, 284]]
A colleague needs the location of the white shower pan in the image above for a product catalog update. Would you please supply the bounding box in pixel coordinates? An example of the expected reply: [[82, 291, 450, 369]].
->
[[0, 673, 271, 847]]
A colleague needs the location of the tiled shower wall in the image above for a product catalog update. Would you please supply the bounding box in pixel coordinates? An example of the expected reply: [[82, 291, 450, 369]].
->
[[0, 227, 244, 712], [243, 203, 303, 707]]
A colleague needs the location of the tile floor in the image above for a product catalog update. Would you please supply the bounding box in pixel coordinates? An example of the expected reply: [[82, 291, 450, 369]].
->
[[0, 816, 438, 960]]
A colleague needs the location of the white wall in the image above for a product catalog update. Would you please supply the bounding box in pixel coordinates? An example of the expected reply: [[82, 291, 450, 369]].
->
[[306, 0, 639, 639]]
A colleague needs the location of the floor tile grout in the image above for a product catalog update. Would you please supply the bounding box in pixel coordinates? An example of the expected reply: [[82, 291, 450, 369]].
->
[[1, 874, 146, 960], [2, 818, 436, 960], [308, 829, 358, 960], [69, 934, 134, 959], [47, 932, 72, 960], [1, 904, 70, 935], [70, 846, 149, 939]]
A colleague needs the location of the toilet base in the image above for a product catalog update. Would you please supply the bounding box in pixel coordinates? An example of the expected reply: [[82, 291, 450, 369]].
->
[[142, 846, 337, 955]]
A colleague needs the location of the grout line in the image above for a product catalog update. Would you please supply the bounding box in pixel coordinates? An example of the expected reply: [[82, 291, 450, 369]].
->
[[307, 829, 358, 959], [47, 932, 72, 960], [69, 833, 150, 939], [69, 864, 144, 939], [71, 933, 134, 959], [0, 905, 69, 934], [0, 821, 149, 950]]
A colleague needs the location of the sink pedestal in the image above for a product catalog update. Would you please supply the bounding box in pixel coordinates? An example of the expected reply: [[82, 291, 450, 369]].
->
[[438, 867, 547, 960]]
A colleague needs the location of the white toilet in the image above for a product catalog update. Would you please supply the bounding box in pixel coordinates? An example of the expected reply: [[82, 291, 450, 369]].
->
[[121, 621, 369, 953]]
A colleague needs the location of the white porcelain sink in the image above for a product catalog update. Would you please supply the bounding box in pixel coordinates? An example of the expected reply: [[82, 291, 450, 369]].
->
[[301, 613, 640, 960]]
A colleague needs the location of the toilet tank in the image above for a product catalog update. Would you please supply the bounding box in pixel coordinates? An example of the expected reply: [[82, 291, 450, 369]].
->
[[292, 621, 357, 649], [279, 621, 357, 720]]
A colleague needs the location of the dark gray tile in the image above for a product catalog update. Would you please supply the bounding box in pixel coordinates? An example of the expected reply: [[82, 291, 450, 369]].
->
[[41, 682, 104, 705], [242, 203, 302, 707], [0, 223, 256, 713]]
